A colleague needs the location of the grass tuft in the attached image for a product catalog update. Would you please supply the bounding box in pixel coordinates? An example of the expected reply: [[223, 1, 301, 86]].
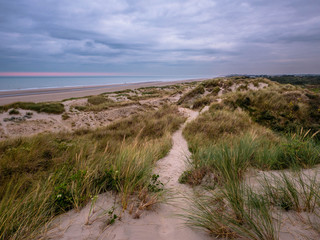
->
[[0, 102, 64, 114]]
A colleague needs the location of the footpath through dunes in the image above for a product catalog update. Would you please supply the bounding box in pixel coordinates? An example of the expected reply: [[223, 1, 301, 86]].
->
[[106, 108, 211, 240], [45, 107, 212, 240]]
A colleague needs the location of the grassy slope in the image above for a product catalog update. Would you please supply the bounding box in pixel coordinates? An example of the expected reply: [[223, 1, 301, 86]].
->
[[181, 77, 320, 239], [0, 105, 185, 240]]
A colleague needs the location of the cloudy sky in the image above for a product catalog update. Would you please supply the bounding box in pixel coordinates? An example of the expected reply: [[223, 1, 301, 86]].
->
[[0, 0, 319, 76]]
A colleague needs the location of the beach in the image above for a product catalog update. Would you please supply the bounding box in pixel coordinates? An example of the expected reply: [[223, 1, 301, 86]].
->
[[0, 78, 206, 105]]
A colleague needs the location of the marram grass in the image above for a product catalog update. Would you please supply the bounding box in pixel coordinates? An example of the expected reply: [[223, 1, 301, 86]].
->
[[0, 105, 185, 240]]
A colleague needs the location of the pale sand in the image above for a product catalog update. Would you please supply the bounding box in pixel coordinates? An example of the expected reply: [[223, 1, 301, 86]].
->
[[45, 108, 213, 240], [0, 78, 206, 105], [0, 88, 186, 140]]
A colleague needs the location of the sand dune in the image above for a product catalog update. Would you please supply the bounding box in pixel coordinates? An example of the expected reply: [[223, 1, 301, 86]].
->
[[45, 108, 213, 240]]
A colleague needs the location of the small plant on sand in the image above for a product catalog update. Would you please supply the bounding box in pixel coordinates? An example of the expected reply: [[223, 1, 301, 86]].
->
[[87, 95, 113, 105], [61, 113, 70, 120], [106, 207, 118, 225], [8, 109, 20, 115], [86, 194, 98, 225], [148, 174, 164, 192]]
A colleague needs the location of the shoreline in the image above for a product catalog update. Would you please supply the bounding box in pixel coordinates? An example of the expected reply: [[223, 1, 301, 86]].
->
[[0, 78, 207, 105]]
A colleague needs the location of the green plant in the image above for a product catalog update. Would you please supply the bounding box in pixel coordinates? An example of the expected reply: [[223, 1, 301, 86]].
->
[[1, 102, 64, 114], [192, 96, 212, 109], [261, 172, 320, 212], [191, 136, 255, 184], [61, 113, 70, 120], [106, 207, 118, 225], [148, 174, 164, 192], [86, 194, 98, 225], [183, 184, 279, 240], [8, 109, 20, 115], [74, 105, 86, 111], [53, 182, 73, 213], [87, 95, 113, 105], [277, 135, 320, 169], [177, 85, 205, 105]]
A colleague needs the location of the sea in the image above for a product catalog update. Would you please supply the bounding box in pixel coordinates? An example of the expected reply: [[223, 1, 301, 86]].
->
[[0, 75, 213, 91]]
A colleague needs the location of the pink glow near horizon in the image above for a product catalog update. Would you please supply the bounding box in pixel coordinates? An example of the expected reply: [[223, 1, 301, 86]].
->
[[0, 72, 133, 77]]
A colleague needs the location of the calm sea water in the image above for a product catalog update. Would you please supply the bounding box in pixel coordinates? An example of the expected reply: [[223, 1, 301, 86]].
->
[[0, 75, 212, 91]]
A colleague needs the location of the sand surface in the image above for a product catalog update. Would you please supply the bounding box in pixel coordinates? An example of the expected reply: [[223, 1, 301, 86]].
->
[[0, 79, 205, 105], [45, 108, 213, 240]]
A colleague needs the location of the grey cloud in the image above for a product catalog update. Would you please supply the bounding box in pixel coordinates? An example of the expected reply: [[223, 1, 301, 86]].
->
[[0, 0, 319, 74]]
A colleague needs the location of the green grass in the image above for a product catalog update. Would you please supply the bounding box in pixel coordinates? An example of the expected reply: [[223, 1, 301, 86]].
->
[[223, 84, 320, 134], [181, 78, 320, 239], [260, 172, 320, 212], [184, 95, 320, 174], [183, 183, 279, 240], [87, 95, 113, 105], [75, 100, 138, 112], [177, 85, 205, 105], [0, 105, 185, 239], [0, 102, 65, 114], [8, 109, 20, 115], [182, 130, 320, 187], [179, 77, 320, 239], [192, 136, 255, 184], [183, 107, 254, 151], [192, 96, 213, 109]]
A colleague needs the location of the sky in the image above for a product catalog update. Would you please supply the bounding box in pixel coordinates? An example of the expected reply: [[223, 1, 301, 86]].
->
[[0, 0, 320, 76]]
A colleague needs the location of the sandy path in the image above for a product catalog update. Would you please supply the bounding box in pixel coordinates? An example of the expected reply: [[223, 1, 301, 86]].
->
[[46, 108, 212, 240], [105, 108, 211, 240]]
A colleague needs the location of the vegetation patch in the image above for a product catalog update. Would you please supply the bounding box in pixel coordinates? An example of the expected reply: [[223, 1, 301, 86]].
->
[[0, 105, 185, 239], [8, 109, 20, 115], [184, 182, 280, 240], [177, 85, 205, 105], [0, 102, 65, 114], [87, 95, 113, 105], [182, 77, 320, 239], [223, 85, 320, 134]]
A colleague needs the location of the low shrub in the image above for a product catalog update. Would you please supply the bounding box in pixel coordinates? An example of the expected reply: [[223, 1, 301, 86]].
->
[[0, 102, 65, 114], [87, 95, 113, 105], [8, 109, 20, 115], [177, 85, 205, 105], [192, 97, 212, 109]]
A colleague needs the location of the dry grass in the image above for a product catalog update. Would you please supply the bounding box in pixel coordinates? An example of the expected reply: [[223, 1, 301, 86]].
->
[[223, 84, 320, 134], [0, 105, 185, 239], [181, 77, 320, 239]]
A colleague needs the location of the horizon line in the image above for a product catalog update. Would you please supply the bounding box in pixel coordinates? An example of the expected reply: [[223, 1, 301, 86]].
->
[[0, 72, 135, 77]]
